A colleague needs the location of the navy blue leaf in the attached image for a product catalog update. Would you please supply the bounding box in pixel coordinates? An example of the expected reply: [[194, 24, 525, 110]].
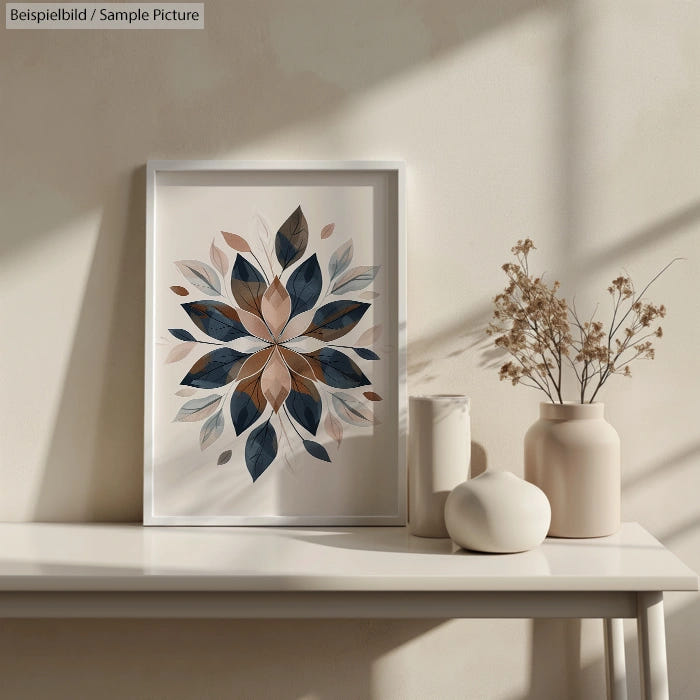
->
[[230, 371, 267, 435], [181, 301, 249, 341], [304, 348, 370, 389], [230, 255, 267, 316], [181, 348, 249, 389], [169, 328, 196, 342], [275, 206, 308, 270], [302, 440, 331, 462], [303, 300, 370, 342], [285, 374, 322, 435], [245, 419, 278, 481], [276, 235, 297, 271], [286, 253, 322, 318], [353, 347, 380, 361]]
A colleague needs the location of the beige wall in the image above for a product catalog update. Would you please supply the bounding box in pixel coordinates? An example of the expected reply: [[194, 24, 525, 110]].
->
[[1, 1, 698, 697]]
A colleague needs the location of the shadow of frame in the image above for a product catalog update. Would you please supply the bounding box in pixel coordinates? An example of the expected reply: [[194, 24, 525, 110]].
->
[[33, 167, 146, 521]]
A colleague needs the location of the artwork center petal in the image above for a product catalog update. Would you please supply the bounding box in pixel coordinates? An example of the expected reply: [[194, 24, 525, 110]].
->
[[261, 346, 292, 412], [261, 276, 292, 339]]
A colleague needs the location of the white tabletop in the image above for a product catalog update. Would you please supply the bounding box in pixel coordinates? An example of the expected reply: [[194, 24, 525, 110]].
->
[[0, 522, 696, 593]]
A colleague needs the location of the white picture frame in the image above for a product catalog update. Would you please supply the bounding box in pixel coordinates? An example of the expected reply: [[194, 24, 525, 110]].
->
[[144, 161, 406, 525]]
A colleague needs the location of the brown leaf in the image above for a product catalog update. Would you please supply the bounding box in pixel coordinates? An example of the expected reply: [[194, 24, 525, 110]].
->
[[237, 346, 273, 382], [231, 257, 267, 317], [321, 223, 335, 239], [363, 391, 382, 402], [165, 342, 197, 364], [175, 387, 197, 397], [279, 346, 316, 382], [210, 240, 228, 278], [275, 206, 308, 270], [217, 450, 232, 465], [221, 231, 251, 252], [324, 412, 343, 447], [279, 309, 315, 343], [237, 308, 273, 341], [261, 277, 291, 338], [260, 347, 291, 413], [356, 324, 382, 346], [170, 285, 189, 297]]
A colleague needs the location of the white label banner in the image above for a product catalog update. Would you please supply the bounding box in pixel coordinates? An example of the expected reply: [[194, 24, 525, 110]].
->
[[6, 3, 204, 29]]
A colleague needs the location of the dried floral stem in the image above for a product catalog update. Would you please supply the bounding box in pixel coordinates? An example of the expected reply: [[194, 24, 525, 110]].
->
[[487, 240, 680, 403]]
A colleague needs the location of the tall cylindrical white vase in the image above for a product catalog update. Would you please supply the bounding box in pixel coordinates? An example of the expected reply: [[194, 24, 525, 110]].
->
[[409, 395, 471, 537]]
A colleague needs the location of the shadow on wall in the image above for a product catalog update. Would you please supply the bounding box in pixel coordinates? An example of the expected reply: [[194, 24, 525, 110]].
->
[[33, 167, 146, 520], [407, 191, 700, 387], [471, 441, 488, 477], [0, 0, 542, 260], [517, 594, 700, 700], [23, 0, 698, 518], [622, 442, 700, 492], [0, 597, 697, 699], [0, 617, 443, 700], [8, 0, 545, 521], [408, 0, 700, 386]]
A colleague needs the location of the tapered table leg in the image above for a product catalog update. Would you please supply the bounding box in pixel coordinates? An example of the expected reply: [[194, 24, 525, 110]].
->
[[604, 618, 628, 700], [637, 592, 669, 700]]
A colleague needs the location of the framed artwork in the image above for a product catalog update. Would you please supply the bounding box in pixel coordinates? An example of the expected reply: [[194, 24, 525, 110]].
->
[[144, 161, 406, 525]]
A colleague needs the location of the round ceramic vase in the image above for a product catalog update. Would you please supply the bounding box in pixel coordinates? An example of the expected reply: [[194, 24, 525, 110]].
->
[[524, 402, 620, 538], [409, 395, 471, 538], [444, 471, 551, 553]]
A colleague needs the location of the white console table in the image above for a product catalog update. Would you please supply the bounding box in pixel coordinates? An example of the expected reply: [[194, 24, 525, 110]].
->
[[0, 522, 696, 700]]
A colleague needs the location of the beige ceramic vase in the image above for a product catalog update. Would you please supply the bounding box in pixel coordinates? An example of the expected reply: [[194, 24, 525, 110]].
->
[[524, 402, 620, 538]]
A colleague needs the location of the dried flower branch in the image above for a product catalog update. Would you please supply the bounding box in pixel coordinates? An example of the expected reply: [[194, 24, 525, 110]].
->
[[487, 240, 680, 403]]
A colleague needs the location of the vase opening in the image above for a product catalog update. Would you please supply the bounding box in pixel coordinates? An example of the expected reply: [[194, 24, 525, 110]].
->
[[412, 394, 470, 403], [539, 402, 605, 420]]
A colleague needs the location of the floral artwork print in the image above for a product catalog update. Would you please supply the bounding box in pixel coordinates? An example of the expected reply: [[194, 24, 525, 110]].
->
[[164, 206, 383, 482]]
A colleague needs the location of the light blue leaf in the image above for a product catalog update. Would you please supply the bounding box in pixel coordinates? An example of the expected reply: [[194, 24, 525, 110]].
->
[[175, 260, 221, 296], [200, 410, 224, 450], [331, 392, 377, 427], [174, 394, 222, 422], [328, 240, 353, 280], [330, 266, 379, 295]]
